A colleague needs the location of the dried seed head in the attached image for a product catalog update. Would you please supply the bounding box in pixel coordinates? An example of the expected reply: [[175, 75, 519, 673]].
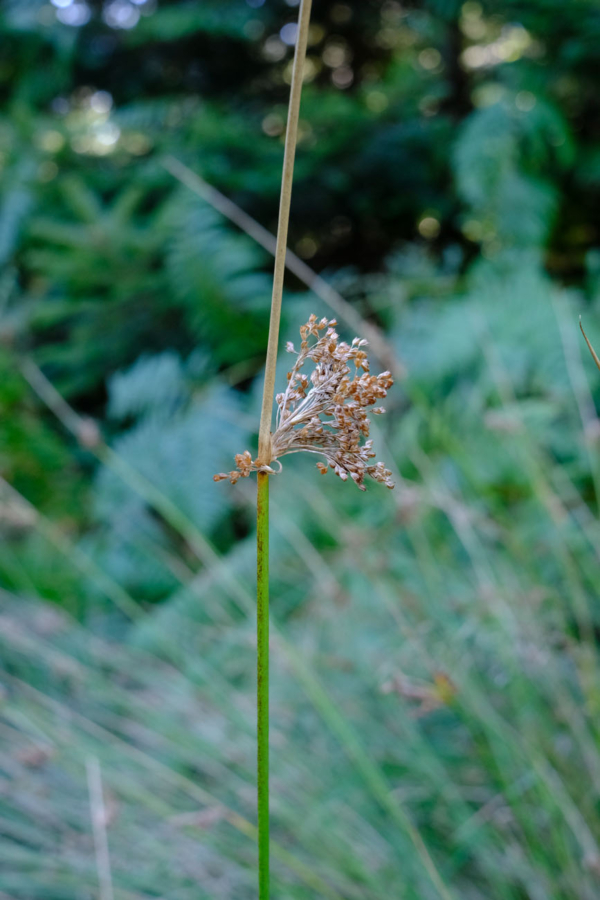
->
[[215, 315, 395, 490]]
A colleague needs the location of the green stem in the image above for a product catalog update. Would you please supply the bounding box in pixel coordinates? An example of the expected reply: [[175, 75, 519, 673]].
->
[[256, 471, 270, 899], [254, 3, 312, 896]]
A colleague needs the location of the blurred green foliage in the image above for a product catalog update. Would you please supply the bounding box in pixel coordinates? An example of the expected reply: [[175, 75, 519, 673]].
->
[[2, 0, 600, 898]]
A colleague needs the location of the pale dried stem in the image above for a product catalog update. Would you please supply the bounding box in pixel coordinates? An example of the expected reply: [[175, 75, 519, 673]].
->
[[580, 317, 600, 372], [86, 756, 114, 900], [161, 155, 399, 377], [258, 0, 313, 464], [20, 357, 91, 438]]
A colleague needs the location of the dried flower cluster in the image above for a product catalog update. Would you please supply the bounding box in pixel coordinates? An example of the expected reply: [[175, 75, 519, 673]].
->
[[214, 315, 395, 490]]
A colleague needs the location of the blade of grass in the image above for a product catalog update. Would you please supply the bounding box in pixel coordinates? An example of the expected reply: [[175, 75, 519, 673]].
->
[[554, 301, 600, 509], [86, 757, 114, 900], [580, 317, 600, 372]]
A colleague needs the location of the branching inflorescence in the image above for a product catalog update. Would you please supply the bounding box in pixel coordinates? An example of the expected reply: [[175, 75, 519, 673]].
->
[[214, 314, 395, 491]]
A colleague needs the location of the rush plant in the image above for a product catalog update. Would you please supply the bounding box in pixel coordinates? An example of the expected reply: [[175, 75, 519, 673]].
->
[[213, 2, 394, 896]]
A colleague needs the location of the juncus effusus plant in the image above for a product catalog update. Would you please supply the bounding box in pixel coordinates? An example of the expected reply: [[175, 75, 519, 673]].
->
[[214, 2, 394, 895]]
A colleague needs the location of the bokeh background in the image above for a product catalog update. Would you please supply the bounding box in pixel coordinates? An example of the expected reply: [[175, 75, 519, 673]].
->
[[2, 0, 600, 897]]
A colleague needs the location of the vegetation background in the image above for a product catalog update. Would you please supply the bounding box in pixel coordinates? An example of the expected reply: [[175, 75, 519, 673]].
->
[[2, 0, 600, 897]]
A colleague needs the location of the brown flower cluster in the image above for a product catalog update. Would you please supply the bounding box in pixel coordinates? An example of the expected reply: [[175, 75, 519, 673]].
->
[[214, 315, 395, 490]]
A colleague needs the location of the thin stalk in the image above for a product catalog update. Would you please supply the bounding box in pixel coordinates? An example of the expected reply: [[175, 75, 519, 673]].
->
[[86, 757, 114, 900], [256, 471, 270, 899], [580, 317, 600, 372], [256, 2, 312, 898], [257, 0, 313, 463]]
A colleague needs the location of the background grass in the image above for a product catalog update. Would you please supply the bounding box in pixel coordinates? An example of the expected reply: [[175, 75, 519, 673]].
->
[[2, 1, 600, 898]]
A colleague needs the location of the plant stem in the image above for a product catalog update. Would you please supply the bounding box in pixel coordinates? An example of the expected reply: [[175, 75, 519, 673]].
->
[[257, 0, 313, 464], [580, 317, 600, 371], [256, 471, 270, 899], [255, 2, 312, 898]]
